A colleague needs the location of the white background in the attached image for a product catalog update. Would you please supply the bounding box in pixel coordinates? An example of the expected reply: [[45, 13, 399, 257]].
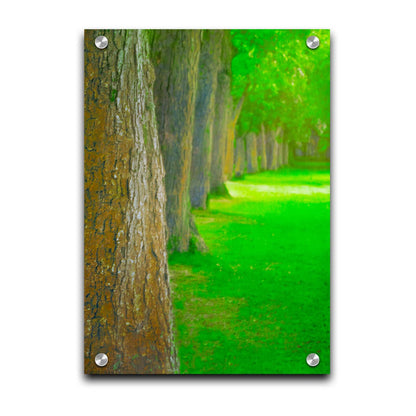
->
[[1, 0, 415, 414]]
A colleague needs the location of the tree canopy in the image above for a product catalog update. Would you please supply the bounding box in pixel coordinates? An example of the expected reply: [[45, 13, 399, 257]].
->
[[231, 29, 330, 150]]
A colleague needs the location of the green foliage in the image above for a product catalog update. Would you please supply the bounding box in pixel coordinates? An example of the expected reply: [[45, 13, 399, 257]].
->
[[170, 168, 330, 374], [231, 30, 330, 149]]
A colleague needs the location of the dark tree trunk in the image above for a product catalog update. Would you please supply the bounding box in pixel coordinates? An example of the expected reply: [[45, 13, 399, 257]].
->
[[151, 30, 206, 252], [84, 29, 178, 374], [234, 137, 245, 177], [257, 124, 268, 171], [189, 30, 223, 209], [210, 31, 232, 194], [246, 132, 258, 173]]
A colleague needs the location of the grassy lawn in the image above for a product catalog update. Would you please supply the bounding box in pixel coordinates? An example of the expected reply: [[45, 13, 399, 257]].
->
[[169, 168, 330, 374]]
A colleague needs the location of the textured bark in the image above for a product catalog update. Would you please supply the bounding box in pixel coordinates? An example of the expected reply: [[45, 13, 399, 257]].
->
[[246, 132, 258, 173], [84, 30, 178, 374], [151, 30, 206, 252], [189, 30, 223, 209], [210, 31, 232, 193], [257, 124, 268, 171], [234, 137, 245, 177]]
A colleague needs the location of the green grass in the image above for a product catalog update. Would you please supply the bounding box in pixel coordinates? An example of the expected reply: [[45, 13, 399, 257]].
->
[[170, 168, 330, 374]]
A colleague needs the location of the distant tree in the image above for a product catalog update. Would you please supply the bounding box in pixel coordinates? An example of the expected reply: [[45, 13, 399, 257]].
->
[[257, 124, 268, 171], [234, 137, 246, 177], [190, 30, 224, 209], [151, 30, 207, 252], [266, 127, 282, 170], [246, 132, 258, 173], [224, 87, 246, 180], [210, 30, 233, 195], [231, 30, 330, 157]]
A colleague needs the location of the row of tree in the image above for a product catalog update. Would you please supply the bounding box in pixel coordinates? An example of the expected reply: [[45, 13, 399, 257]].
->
[[84, 29, 330, 374], [150, 29, 330, 253]]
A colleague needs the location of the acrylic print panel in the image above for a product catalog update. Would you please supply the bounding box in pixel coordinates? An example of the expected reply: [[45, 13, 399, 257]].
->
[[84, 29, 330, 375]]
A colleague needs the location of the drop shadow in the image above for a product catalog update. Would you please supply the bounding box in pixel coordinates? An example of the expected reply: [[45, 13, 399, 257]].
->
[[83, 373, 330, 385]]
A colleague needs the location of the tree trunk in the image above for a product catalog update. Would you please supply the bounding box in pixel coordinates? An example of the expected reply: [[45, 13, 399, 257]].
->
[[288, 141, 295, 164], [84, 29, 178, 374], [225, 93, 246, 180], [257, 124, 268, 171], [277, 129, 284, 167], [246, 132, 258, 173], [210, 31, 232, 194], [151, 30, 206, 252], [266, 132, 278, 170], [223, 106, 235, 181], [267, 126, 282, 170], [282, 139, 289, 165], [234, 137, 245, 177], [189, 30, 223, 209]]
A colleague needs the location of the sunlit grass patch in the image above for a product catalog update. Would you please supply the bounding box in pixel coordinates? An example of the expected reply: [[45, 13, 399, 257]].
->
[[170, 168, 330, 374]]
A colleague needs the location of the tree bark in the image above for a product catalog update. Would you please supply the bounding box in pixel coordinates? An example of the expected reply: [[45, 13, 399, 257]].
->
[[189, 30, 223, 209], [266, 132, 278, 170], [210, 31, 232, 194], [224, 92, 246, 180], [151, 30, 206, 252], [257, 124, 268, 171], [223, 107, 235, 181], [234, 137, 245, 177], [84, 29, 178, 374], [246, 132, 258, 173]]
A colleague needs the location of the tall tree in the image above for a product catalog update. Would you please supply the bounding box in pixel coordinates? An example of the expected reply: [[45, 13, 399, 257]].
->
[[266, 126, 282, 170], [234, 137, 246, 177], [84, 29, 178, 374], [278, 132, 284, 167], [190, 30, 223, 209], [282, 139, 289, 166], [151, 30, 206, 252], [257, 124, 268, 171], [224, 92, 246, 180], [223, 109, 236, 181], [246, 132, 258, 173], [210, 31, 233, 194], [231, 30, 330, 157]]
